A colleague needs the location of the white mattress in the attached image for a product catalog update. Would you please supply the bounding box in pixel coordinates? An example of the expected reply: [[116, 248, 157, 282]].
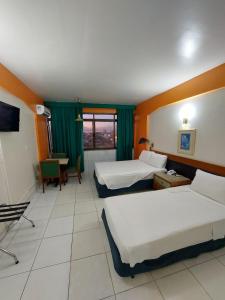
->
[[104, 186, 225, 267], [95, 160, 165, 189]]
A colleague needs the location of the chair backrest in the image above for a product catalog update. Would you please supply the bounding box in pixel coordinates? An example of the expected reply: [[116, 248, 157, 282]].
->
[[51, 152, 67, 158], [76, 155, 81, 174], [40, 160, 60, 178]]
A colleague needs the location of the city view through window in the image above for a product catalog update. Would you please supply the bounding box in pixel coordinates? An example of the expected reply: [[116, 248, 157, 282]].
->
[[83, 114, 117, 149]]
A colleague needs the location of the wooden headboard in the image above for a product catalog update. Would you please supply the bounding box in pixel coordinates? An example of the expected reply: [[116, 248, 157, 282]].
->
[[154, 150, 225, 180]]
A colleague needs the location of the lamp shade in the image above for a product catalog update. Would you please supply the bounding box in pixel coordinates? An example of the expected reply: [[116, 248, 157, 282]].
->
[[138, 137, 150, 144], [75, 114, 83, 122]]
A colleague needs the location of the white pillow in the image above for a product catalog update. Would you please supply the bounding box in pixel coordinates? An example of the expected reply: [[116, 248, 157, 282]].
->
[[149, 152, 167, 168], [139, 150, 153, 165], [190, 169, 225, 205]]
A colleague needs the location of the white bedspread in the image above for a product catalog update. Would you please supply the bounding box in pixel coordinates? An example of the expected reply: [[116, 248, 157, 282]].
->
[[104, 186, 225, 267], [95, 160, 165, 189]]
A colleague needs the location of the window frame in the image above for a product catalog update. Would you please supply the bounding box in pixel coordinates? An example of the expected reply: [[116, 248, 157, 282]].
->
[[83, 113, 117, 150]]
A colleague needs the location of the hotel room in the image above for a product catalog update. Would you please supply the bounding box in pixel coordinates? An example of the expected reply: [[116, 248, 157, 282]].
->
[[0, 1, 225, 299]]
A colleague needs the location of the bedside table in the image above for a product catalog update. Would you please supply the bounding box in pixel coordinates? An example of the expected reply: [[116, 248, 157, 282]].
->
[[153, 172, 191, 190]]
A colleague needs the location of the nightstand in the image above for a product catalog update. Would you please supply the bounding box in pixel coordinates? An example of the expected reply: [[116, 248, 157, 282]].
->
[[153, 172, 191, 190]]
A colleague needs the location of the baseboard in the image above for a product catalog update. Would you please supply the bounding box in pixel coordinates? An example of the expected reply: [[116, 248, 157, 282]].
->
[[18, 183, 36, 204]]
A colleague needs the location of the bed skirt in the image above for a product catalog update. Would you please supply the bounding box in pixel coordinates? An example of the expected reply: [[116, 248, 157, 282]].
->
[[102, 209, 225, 277], [94, 172, 153, 198]]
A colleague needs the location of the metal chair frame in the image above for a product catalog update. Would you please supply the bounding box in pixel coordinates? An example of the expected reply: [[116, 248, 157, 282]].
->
[[0, 202, 35, 264]]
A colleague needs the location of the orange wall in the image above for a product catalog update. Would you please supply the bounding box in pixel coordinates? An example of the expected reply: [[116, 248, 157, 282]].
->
[[134, 63, 225, 158], [83, 107, 116, 114], [0, 64, 49, 160]]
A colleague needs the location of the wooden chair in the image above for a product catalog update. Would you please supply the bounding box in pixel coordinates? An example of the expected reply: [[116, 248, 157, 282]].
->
[[67, 155, 82, 184], [51, 153, 68, 183], [40, 160, 62, 192]]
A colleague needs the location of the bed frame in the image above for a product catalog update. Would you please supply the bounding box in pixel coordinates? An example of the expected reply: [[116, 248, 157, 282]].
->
[[94, 171, 153, 198], [94, 153, 225, 198], [94, 157, 197, 198], [102, 209, 225, 277]]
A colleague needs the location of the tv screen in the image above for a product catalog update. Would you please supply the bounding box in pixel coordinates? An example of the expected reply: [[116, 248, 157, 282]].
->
[[0, 101, 20, 132]]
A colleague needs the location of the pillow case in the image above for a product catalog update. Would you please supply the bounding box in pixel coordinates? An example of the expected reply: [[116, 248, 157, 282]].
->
[[149, 152, 167, 168], [139, 150, 153, 165], [190, 169, 225, 205]]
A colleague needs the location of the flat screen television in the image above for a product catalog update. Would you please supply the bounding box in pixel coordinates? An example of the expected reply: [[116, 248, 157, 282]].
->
[[0, 101, 20, 132]]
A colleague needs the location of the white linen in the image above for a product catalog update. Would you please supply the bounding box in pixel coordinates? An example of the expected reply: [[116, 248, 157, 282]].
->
[[139, 150, 153, 165], [104, 186, 225, 267], [95, 160, 165, 189], [190, 169, 225, 205], [139, 150, 168, 168], [149, 152, 167, 168]]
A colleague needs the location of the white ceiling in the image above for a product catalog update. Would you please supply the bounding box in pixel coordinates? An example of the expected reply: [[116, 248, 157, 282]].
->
[[1, 0, 225, 104]]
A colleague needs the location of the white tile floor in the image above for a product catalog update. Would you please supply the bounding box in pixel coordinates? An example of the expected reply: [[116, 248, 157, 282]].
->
[[1, 167, 225, 299]]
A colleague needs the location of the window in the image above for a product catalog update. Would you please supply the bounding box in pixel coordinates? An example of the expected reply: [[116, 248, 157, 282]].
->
[[83, 114, 117, 150]]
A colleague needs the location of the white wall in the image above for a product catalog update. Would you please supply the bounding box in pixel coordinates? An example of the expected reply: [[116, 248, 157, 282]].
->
[[149, 88, 225, 166], [0, 88, 38, 206]]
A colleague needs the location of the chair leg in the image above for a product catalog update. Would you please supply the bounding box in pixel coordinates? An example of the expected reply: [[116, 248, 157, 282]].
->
[[22, 215, 35, 227], [78, 174, 81, 184], [0, 248, 19, 264], [42, 180, 45, 193], [59, 177, 62, 191], [63, 171, 66, 185]]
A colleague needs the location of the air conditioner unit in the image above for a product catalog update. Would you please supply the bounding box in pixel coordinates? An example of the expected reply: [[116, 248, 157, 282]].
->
[[36, 105, 51, 117]]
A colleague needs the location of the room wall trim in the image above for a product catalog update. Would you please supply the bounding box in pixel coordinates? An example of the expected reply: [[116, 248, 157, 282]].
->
[[0, 64, 48, 160], [154, 150, 225, 176], [134, 63, 225, 158], [45, 101, 136, 110]]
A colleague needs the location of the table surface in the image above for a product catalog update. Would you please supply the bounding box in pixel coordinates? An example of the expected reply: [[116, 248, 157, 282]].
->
[[154, 171, 191, 183], [46, 158, 69, 165]]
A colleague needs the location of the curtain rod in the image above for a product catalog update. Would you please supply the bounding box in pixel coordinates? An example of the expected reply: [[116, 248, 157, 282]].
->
[[45, 101, 136, 110]]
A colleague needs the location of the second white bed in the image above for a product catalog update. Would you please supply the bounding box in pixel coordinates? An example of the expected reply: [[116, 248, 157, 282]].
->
[[95, 159, 165, 189], [104, 185, 225, 267]]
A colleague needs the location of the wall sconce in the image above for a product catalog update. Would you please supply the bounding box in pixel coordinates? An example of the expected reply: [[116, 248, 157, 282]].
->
[[138, 138, 154, 151], [179, 104, 196, 129], [182, 117, 190, 129]]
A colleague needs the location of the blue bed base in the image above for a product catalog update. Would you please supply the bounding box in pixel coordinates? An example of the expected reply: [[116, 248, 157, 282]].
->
[[102, 209, 225, 277], [94, 171, 153, 198]]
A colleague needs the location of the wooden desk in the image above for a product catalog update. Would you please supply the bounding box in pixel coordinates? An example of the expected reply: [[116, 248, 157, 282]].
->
[[153, 171, 191, 190], [46, 158, 69, 165]]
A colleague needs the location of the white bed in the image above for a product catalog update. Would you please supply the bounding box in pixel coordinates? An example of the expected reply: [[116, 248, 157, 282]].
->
[[95, 151, 167, 190], [95, 159, 166, 189], [104, 184, 225, 267]]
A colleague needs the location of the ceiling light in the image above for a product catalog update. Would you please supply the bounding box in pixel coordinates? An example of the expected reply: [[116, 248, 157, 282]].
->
[[74, 97, 83, 122], [179, 30, 200, 58], [182, 38, 196, 58]]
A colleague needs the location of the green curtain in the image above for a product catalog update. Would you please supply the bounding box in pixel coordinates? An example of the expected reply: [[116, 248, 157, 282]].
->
[[116, 108, 134, 161], [50, 105, 84, 171]]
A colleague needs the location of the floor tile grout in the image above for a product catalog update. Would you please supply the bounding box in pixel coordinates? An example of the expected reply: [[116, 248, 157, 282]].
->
[[66, 196, 76, 300], [188, 268, 214, 300], [154, 278, 166, 300], [19, 198, 56, 300], [71, 251, 108, 263], [105, 253, 116, 297]]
